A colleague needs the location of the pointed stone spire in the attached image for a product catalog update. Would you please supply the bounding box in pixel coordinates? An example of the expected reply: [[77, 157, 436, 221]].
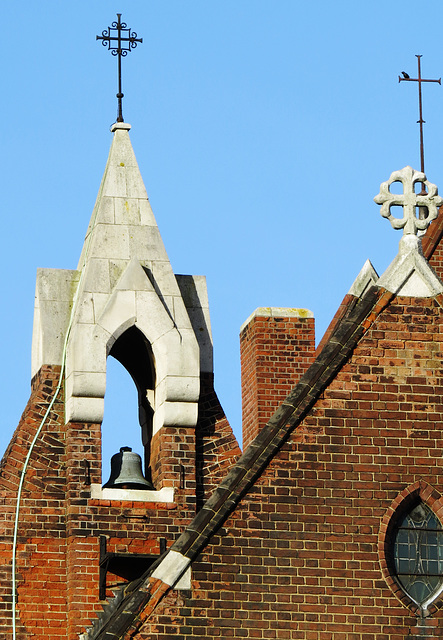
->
[[77, 123, 171, 277], [32, 123, 212, 431]]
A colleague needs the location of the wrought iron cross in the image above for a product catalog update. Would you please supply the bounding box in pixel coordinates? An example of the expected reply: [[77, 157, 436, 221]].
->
[[97, 14, 143, 123], [399, 56, 441, 180]]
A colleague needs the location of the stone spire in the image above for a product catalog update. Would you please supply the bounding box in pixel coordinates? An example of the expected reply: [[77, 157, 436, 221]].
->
[[32, 123, 212, 431]]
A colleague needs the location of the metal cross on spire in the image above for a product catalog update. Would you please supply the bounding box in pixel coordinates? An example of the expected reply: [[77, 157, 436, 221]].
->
[[97, 13, 143, 123], [399, 55, 441, 180]]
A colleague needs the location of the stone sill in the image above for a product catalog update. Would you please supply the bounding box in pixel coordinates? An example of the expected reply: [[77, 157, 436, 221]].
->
[[90, 484, 174, 503]]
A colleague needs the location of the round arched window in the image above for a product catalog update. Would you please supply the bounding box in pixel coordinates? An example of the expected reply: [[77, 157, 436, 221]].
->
[[393, 501, 443, 609]]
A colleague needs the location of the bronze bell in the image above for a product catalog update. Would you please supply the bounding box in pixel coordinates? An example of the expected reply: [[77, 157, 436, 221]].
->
[[103, 446, 154, 490]]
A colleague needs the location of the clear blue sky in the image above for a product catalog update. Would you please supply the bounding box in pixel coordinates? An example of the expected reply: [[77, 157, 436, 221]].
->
[[2, 1, 443, 474]]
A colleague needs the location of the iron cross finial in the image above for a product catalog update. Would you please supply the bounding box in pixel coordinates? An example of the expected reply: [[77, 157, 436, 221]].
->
[[399, 56, 441, 180], [97, 13, 143, 123]]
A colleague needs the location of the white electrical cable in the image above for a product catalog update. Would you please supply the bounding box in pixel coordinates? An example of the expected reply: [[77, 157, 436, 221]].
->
[[12, 156, 110, 639], [12, 351, 67, 638]]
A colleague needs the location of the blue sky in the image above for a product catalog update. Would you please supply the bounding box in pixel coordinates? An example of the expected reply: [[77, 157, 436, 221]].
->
[[2, 1, 443, 473]]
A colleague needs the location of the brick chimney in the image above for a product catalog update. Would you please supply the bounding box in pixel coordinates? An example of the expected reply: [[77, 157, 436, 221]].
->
[[240, 308, 315, 449]]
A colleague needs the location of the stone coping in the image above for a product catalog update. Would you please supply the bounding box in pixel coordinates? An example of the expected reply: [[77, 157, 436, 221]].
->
[[240, 307, 314, 333]]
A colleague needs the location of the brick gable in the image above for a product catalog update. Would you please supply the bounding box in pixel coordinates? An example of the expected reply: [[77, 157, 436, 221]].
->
[[0, 363, 238, 640], [136, 295, 443, 639], [6, 132, 443, 640]]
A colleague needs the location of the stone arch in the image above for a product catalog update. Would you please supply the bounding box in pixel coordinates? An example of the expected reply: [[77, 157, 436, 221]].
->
[[65, 261, 200, 432]]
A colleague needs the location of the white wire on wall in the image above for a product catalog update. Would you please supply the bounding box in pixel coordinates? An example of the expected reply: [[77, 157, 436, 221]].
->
[[11, 160, 109, 639]]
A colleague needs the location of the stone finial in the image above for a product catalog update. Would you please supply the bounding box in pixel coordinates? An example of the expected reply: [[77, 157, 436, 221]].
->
[[373, 166, 443, 297], [374, 166, 443, 236]]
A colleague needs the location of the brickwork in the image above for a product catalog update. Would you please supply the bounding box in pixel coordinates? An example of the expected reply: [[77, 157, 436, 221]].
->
[[240, 313, 315, 449], [427, 242, 443, 284], [64, 417, 199, 640], [5, 295, 443, 639], [150, 426, 196, 499], [422, 207, 443, 282], [136, 295, 443, 639], [0, 359, 241, 640], [5, 221, 443, 639], [0, 366, 66, 640], [195, 372, 241, 507]]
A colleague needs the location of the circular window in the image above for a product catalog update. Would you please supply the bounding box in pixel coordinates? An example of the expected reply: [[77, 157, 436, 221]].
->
[[393, 501, 443, 609]]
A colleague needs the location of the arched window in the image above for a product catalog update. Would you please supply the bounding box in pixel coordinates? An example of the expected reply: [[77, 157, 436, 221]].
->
[[102, 326, 155, 487], [392, 501, 443, 609]]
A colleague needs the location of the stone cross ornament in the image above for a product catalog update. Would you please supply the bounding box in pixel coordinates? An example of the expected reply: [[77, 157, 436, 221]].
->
[[374, 166, 443, 236]]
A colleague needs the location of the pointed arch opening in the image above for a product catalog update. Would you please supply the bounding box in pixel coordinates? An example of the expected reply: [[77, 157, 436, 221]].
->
[[102, 326, 155, 487]]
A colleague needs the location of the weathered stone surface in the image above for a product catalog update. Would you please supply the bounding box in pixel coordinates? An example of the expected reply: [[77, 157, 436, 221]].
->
[[150, 549, 191, 588], [374, 167, 443, 297], [348, 258, 379, 297], [176, 275, 213, 373], [374, 165, 443, 236], [377, 234, 443, 296], [33, 125, 204, 428], [31, 268, 79, 377], [240, 306, 313, 333]]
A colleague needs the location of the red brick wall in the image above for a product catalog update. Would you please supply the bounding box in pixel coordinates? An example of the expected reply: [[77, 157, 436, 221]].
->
[[5, 276, 443, 638], [240, 311, 316, 449], [138, 296, 443, 639], [423, 209, 443, 282], [428, 241, 443, 283], [63, 417, 198, 639], [0, 363, 240, 640], [195, 372, 241, 507], [0, 366, 67, 640]]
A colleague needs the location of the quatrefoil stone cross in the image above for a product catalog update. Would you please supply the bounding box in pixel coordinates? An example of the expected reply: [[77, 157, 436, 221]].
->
[[374, 166, 443, 235]]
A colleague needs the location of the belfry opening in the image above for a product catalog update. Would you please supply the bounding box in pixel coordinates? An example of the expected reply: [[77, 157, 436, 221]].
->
[[102, 326, 155, 487]]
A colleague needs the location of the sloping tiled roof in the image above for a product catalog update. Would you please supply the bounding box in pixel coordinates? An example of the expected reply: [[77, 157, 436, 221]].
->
[[314, 293, 359, 357]]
